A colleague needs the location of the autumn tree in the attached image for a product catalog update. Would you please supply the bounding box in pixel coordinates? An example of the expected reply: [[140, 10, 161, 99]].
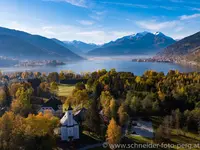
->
[[110, 99, 117, 119], [47, 72, 59, 83], [21, 71, 29, 79], [117, 103, 129, 126], [75, 82, 86, 90], [87, 78, 94, 90], [73, 89, 88, 107], [64, 84, 89, 108], [0, 112, 14, 149], [0, 111, 59, 150], [50, 82, 58, 95], [37, 82, 51, 98], [59, 71, 66, 81], [11, 87, 33, 116], [0, 88, 6, 106], [10, 83, 22, 98], [106, 118, 122, 146], [10, 82, 31, 98], [100, 91, 113, 118], [34, 72, 41, 78]]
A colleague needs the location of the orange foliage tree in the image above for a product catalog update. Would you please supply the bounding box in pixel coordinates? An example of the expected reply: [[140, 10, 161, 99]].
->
[[106, 118, 122, 146]]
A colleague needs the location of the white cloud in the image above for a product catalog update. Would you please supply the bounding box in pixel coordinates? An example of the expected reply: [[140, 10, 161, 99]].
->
[[43, 0, 87, 8], [102, 1, 178, 10], [89, 11, 106, 21], [77, 20, 94, 25], [172, 33, 191, 39], [0, 20, 135, 44], [101, 2, 148, 8], [136, 20, 178, 31], [90, 15, 101, 21], [74, 30, 134, 43], [175, 26, 184, 32], [95, 11, 105, 15], [192, 8, 200, 11], [180, 13, 200, 20]]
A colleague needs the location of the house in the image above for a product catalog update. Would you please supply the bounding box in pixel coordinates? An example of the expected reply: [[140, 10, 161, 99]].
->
[[38, 96, 63, 117], [60, 105, 79, 141]]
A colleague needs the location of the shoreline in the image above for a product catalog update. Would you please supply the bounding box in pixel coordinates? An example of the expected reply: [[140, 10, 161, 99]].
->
[[132, 57, 200, 68]]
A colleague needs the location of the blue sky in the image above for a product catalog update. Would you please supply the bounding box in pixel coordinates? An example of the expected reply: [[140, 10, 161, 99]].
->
[[0, 0, 200, 44]]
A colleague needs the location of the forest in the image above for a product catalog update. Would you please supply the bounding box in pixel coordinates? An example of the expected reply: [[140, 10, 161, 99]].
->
[[0, 69, 200, 149]]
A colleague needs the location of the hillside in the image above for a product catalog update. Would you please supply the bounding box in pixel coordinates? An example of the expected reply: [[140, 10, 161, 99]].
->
[[159, 31, 200, 57], [0, 27, 83, 60], [87, 32, 175, 56], [184, 47, 200, 63], [158, 31, 200, 65], [0, 35, 57, 59]]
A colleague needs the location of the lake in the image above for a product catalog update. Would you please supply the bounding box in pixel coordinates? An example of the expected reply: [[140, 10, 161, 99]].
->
[[1, 58, 200, 75]]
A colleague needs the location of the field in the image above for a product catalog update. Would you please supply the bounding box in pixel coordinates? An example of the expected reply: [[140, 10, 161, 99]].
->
[[57, 84, 75, 97]]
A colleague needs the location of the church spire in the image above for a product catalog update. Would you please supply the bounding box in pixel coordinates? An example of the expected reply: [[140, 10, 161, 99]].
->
[[68, 103, 73, 111]]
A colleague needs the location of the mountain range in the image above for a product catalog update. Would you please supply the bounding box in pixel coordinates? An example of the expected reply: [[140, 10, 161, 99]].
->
[[1, 26, 199, 66], [0, 27, 83, 61], [64, 40, 100, 53], [52, 39, 99, 56], [87, 31, 176, 56]]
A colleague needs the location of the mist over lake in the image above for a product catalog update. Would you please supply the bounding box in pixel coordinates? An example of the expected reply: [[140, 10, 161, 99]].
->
[[1, 56, 199, 75]]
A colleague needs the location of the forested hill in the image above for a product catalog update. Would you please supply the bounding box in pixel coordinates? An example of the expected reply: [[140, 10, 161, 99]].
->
[[1, 70, 200, 149], [158, 31, 200, 64], [184, 46, 200, 63], [0, 27, 83, 60]]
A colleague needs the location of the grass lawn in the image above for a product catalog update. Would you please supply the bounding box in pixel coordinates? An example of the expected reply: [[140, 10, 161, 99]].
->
[[169, 129, 200, 150], [79, 131, 101, 145], [82, 130, 103, 142], [127, 135, 154, 144], [57, 84, 75, 97], [125, 135, 162, 150]]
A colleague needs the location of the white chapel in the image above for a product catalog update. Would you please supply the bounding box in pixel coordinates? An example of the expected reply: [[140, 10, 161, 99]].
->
[[60, 105, 79, 141]]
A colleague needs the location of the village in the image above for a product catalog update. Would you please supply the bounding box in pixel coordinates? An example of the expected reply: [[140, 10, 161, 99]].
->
[[0, 70, 158, 150]]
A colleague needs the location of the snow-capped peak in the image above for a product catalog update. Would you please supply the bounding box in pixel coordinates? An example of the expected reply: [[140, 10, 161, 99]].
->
[[137, 31, 150, 36], [154, 31, 164, 36], [116, 31, 150, 41], [129, 34, 136, 37]]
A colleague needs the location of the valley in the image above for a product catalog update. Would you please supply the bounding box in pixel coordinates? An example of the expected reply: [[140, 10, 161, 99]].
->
[[1, 26, 199, 70], [1, 0, 200, 149]]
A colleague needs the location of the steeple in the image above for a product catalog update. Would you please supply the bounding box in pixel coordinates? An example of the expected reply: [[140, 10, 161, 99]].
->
[[61, 103, 73, 126], [68, 103, 73, 111]]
